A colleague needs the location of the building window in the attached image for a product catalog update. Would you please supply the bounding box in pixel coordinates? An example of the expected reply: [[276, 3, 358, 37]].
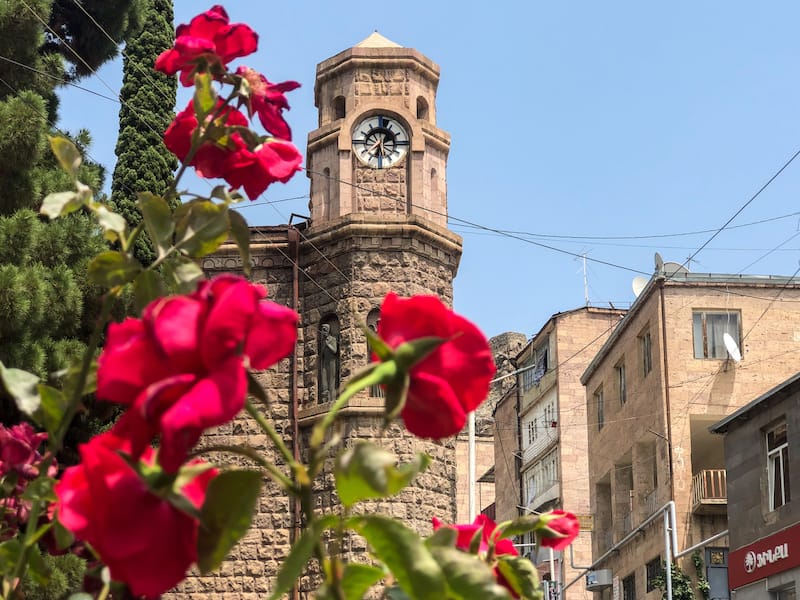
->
[[640, 330, 652, 376], [527, 418, 537, 445], [522, 447, 559, 508], [767, 419, 790, 510], [773, 586, 796, 600], [692, 310, 740, 359], [616, 362, 626, 405], [646, 557, 662, 592], [595, 387, 604, 430], [622, 573, 636, 600]]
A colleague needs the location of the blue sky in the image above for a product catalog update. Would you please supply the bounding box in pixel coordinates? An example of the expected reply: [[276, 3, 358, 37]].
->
[[57, 2, 800, 339]]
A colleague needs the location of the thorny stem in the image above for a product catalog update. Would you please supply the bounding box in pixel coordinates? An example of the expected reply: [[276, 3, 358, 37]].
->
[[244, 399, 296, 469], [193, 444, 293, 491]]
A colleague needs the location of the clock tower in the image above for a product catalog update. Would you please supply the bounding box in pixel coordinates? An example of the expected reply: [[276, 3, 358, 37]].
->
[[297, 31, 464, 540]]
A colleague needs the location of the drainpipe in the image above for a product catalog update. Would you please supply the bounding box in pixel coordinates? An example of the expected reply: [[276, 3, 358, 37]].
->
[[288, 226, 301, 600], [658, 281, 676, 502]]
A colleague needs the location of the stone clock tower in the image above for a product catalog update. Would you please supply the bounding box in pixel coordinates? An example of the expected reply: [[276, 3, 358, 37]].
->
[[297, 30, 463, 534], [192, 33, 463, 598]]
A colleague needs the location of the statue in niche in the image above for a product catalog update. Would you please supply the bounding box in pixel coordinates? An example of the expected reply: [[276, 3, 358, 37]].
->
[[319, 322, 339, 403], [366, 309, 384, 398]]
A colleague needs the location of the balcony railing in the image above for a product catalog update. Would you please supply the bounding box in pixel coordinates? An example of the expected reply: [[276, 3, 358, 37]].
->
[[692, 469, 727, 514], [644, 488, 659, 517]]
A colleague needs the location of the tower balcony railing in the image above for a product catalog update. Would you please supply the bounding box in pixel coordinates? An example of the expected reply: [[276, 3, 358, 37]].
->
[[691, 469, 727, 514]]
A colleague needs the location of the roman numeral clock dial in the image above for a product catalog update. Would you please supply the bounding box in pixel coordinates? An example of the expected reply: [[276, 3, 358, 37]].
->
[[352, 115, 409, 169]]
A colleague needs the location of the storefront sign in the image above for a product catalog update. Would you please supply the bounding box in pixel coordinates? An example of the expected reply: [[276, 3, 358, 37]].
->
[[729, 522, 800, 589]]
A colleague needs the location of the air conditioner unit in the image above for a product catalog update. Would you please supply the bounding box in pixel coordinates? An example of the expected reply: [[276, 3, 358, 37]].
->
[[585, 569, 613, 591]]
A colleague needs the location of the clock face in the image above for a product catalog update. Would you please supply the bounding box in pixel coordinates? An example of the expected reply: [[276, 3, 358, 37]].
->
[[352, 115, 409, 168]]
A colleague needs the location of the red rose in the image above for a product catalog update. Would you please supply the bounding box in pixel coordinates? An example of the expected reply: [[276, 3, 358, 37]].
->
[[96, 275, 298, 472], [537, 509, 579, 550], [54, 432, 217, 598], [375, 293, 496, 439], [155, 5, 258, 86], [433, 515, 518, 596], [432, 514, 518, 557], [163, 99, 249, 179], [236, 66, 300, 140], [220, 134, 303, 199]]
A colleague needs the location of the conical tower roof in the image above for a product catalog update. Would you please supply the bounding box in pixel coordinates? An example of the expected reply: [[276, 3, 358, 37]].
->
[[354, 31, 402, 48]]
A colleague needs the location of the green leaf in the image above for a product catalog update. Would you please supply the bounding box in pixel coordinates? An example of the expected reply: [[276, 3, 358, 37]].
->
[[0, 362, 41, 421], [26, 545, 52, 587], [268, 515, 336, 600], [495, 515, 540, 539], [363, 324, 393, 362], [193, 72, 217, 118], [335, 442, 430, 508], [340, 563, 385, 600], [90, 203, 127, 242], [38, 384, 68, 440], [350, 514, 445, 600], [394, 337, 446, 372], [197, 470, 262, 574], [88, 251, 142, 288], [40, 191, 82, 219], [429, 545, 512, 600], [0, 539, 21, 576], [495, 555, 543, 600], [174, 200, 230, 258], [133, 270, 167, 313], [138, 192, 174, 258], [425, 526, 458, 549], [21, 477, 54, 504], [60, 359, 97, 400], [52, 517, 75, 551], [49, 136, 82, 177], [162, 257, 204, 294], [228, 209, 251, 277]]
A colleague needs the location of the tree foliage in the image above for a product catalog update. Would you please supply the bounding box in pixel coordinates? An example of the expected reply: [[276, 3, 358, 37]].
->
[[110, 0, 177, 265], [0, 1, 131, 394]]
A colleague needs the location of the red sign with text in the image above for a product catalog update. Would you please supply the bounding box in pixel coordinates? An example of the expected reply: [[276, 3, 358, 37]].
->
[[729, 522, 800, 589]]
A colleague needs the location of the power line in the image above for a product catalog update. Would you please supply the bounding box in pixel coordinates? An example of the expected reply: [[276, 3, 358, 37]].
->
[[70, 0, 176, 106], [0, 54, 118, 102], [676, 146, 800, 276]]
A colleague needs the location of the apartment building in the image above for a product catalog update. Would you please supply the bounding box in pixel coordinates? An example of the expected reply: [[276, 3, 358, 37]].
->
[[494, 306, 626, 598], [581, 271, 800, 599], [711, 372, 800, 599]]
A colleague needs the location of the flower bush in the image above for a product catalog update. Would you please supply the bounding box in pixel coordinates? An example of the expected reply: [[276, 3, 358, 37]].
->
[[0, 6, 579, 599]]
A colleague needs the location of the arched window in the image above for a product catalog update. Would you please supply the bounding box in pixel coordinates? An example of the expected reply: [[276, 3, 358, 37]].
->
[[318, 315, 340, 403], [366, 309, 384, 398], [334, 96, 346, 119], [416, 96, 429, 120]]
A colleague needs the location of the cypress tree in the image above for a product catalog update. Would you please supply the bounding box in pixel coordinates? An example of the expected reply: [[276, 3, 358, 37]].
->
[[0, 1, 138, 389], [110, 0, 177, 266]]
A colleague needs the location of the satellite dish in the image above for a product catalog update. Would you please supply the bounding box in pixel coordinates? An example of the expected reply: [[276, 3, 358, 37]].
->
[[632, 276, 649, 298], [723, 333, 742, 362], [654, 252, 664, 273], [663, 261, 689, 276]]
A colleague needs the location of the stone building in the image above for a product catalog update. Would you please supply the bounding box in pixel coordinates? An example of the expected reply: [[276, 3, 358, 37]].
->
[[710, 372, 800, 600], [581, 269, 800, 600], [493, 306, 626, 599], [178, 33, 475, 598]]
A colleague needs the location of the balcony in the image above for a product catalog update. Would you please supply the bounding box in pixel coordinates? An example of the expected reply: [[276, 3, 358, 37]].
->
[[691, 469, 727, 514]]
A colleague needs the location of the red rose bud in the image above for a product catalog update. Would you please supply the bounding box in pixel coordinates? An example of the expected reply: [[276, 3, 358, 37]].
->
[[537, 509, 580, 550]]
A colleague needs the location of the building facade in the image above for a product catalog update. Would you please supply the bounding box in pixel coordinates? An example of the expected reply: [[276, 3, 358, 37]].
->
[[176, 34, 469, 597], [711, 372, 800, 600], [494, 307, 626, 599], [581, 270, 800, 600]]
